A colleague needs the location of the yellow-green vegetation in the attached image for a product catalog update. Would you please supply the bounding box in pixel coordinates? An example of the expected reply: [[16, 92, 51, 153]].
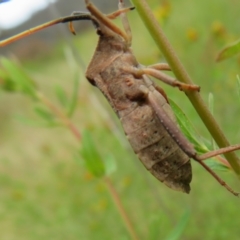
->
[[0, 0, 240, 239]]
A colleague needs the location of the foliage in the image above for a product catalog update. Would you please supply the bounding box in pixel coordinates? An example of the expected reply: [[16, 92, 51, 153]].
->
[[216, 39, 240, 62], [0, 0, 240, 239]]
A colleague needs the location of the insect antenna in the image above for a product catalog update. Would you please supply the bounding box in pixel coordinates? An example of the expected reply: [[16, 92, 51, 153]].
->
[[0, 13, 94, 47]]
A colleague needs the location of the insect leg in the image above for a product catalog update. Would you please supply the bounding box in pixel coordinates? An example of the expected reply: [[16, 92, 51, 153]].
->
[[123, 66, 200, 92], [146, 85, 240, 196], [147, 63, 171, 71], [155, 85, 169, 103], [123, 76, 195, 157], [195, 141, 240, 196], [68, 11, 98, 35], [144, 85, 197, 158], [196, 144, 240, 161], [194, 158, 239, 196], [107, 6, 134, 20], [68, 7, 133, 35], [85, 0, 131, 42], [118, 0, 132, 46]]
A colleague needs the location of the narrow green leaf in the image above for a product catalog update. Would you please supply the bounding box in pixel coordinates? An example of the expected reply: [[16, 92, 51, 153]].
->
[[149, 214, 162, 240], [165, 210, 190, 240], [205, 159, 231, 172], [34, 105, 55, 122], [103, 154, 117, 176], [55, 85, 68, 108], [0, 69, 16, 92], [169, 99, 207, 154], [80, 130, 105, 178], [216, 39, 240, 62], [14, 114, 58, 127], [0, 58, 37, 98], [170, 99, 232, 171], [14, 115, 44, 127], [67, 72, 80, 117]]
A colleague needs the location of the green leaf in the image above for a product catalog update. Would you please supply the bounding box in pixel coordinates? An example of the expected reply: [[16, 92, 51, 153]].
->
[[34, 105, 55, 122], [67, 72, 80, 117], [0, 69, 16, 92], [14, 115, 44, 127], [0, 58, 37, 98], [80, 130, 106, 178], [14, 114, 58, 127], [165, 210, 190, 240], [149, 214, 162, 240], [170, 99, 232, 171], [55, 85, 68, 108], [216, 39, 240, 62], [205, 159, 231, 172], [102, 154, 117, 176], [169, 99, 207, 154]]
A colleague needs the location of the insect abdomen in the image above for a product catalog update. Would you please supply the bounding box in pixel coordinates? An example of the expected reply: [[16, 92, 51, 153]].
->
[[121, 103, 192, 193]]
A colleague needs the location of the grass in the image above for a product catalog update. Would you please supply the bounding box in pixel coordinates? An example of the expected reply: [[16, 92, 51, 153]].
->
[[0, 0, 240, 239]]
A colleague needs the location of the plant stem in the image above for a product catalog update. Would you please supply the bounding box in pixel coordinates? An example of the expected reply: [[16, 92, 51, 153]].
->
[[37, 92, 139, 239], [36, 92, 81, 140], [130, 0, 240, 176], [104, 177, 140, 240]]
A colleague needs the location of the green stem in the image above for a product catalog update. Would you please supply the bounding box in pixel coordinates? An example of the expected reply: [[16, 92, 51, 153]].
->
[[37, 93, 139, 239], [130, 0, 240, 175], [36, 92, 81, 141], [104, 177, 140, 240]]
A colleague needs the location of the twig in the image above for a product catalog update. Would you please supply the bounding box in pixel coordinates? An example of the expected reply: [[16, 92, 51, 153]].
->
[[37, 92, 139, 239], [36, 91, 81, 140], [104, 176, 140, 240]]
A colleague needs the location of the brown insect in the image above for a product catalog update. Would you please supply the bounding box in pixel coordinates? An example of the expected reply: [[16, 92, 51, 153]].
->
[[1, 0, 240, 196]]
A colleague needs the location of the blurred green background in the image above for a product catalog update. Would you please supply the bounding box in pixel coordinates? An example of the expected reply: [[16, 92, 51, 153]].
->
[[0, 0, 240, 239]]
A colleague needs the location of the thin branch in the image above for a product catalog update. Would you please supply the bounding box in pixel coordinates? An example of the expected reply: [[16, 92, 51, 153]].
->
[[37, 92, 139, 239], [104, 177, 140, 240], [36, 92, 81, 141]]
